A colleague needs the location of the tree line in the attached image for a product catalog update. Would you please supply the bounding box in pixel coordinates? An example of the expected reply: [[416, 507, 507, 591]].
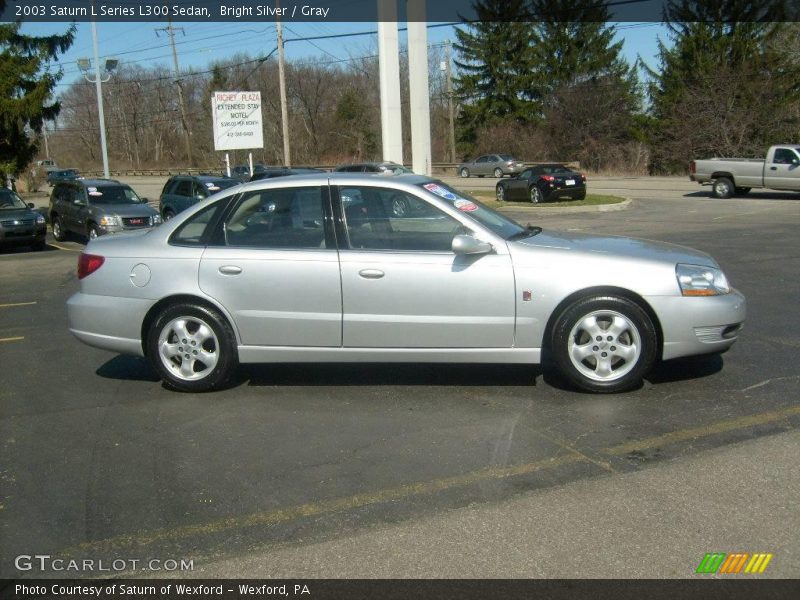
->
[[2, 0, 799, 182]]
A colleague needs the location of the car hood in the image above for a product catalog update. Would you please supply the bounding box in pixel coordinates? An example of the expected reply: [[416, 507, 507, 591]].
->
[[91, 203, 157, 218], [0, 208, 40, 221], [514, 230, 717, 267]]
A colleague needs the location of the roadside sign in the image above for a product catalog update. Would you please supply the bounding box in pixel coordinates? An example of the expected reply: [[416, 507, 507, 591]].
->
[[211, 91, 264, 151]]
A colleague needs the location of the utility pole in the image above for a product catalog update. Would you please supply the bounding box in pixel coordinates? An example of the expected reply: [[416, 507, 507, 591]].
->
[[408, 0, 432, 176], [156, 20, 193, 166], [276, 2, 291, 167], [42, 123, 50, 159], [445, 39, 456, 164]]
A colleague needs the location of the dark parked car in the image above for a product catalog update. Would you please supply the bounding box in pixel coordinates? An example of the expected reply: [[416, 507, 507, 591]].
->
[[49, 179, 160, 241], [457, 155, 524, 178], [47, 169, 80, 186], [0, 188, 47, 251], [159, 175, 239, 220], [249, 167, 325, 182], [335, 162, 413, 175], [229, 165, 252, 182], [496, 164, 587, 203]]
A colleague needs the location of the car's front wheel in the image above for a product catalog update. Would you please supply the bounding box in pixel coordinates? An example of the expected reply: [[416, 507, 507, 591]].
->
[[551, 295, 657, 393], [146, 303, 238, 392]]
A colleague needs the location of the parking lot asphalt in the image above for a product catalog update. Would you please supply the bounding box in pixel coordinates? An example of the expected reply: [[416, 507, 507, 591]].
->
[[1, 177, 799, 578]]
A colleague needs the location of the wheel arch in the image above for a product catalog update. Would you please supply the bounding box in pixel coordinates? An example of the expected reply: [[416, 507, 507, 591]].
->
[[711, 171, 735, 183], [140, 294, 239, 356], [541, 286, 664, 362]]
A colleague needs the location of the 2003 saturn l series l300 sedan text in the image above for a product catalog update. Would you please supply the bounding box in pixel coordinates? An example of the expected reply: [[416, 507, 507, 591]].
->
[[66, 173, 745, 393]]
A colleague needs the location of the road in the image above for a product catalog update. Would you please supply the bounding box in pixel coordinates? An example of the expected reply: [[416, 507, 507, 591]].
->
[[2, 176, 798, 578]]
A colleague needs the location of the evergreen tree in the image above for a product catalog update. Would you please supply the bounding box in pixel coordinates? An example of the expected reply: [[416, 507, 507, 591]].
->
[[452, 0, 536, 152], [647, 0, 798, 172], [0, 5, 74, 181], [527, 0, 642, 169]]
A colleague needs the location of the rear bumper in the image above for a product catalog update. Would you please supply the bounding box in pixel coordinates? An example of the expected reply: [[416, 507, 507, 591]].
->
[[543, 184, 586, 200], [646, 289, 746, 360], [67, 292, 152, 356]]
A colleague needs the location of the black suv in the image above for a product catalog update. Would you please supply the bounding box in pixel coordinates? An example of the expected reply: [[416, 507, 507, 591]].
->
[[49, 179, 160, 241], [159, 175, 239, 220]]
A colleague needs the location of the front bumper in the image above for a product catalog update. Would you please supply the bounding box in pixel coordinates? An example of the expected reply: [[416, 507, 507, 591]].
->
[[646, 289, 746, 360], [0, 224, 47, 246]]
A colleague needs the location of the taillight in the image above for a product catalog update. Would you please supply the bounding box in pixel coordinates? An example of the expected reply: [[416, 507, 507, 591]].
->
[[78, 253, 105, 279], [581, 172, 587, 181], [541, 175, 556, 182]]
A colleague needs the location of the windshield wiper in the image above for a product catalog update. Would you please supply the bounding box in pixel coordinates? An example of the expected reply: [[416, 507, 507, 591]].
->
[[506, 224, 542, 241]]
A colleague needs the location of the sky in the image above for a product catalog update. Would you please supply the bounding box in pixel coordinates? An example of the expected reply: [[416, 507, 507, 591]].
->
[[19, 20, 671, 99]]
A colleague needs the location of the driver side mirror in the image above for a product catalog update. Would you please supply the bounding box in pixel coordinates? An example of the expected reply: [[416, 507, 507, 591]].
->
[[452, 234, 492, 255]]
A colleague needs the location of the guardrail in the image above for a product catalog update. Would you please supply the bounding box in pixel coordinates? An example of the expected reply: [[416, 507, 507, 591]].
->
[[79, 161, 580, 179]]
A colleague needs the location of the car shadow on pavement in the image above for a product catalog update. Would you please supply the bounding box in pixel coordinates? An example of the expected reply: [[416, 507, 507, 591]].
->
[[683, 190, 800, 201], [95, 355, 160, 382], [242, 363, 543, 387], [0, 244, 58, 255], [645, 353, 723, 384]]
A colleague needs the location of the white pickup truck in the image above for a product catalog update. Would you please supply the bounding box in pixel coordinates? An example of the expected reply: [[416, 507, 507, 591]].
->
[[689, 144, 800, 198]]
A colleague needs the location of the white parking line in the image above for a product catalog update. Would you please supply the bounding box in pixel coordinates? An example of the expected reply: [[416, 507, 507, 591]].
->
[[0, 301, 37, 309], [48, 242, 81, 252], [0, 336, 24, 343]]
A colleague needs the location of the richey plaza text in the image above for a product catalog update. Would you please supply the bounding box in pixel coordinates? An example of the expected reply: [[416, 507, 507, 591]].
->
[[14, 583, 312, 597], [16, 3, 331, 18]]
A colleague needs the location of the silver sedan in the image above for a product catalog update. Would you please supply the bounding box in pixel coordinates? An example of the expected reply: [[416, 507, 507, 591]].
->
[[457, 154, 525, 178], [67, 173, 745, 393]]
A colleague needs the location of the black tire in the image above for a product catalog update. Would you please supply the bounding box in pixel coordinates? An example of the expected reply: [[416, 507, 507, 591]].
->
[[493, 167, 503, 178], [146, 303, 238, 393], [496, 184, 506, 201], [735, 187, 751, 196], [460, 168, 470, 178], [575, 190, 586, 201], [712, 177, 733, 199], [163, 208, 176, 221], [51, 215, 67, 241], [529, 186, 543, 204], [551, 295, 657, 393]]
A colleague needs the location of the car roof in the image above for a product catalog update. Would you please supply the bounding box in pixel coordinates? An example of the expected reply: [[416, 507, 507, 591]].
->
[[195, 175, 234, 182], [71, 179, 126, 187], [237, 172, 433, 193]]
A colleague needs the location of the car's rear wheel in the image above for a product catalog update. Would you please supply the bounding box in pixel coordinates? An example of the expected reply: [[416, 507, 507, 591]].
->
[[496, 185, 505, 201], [530, 186, 543, 204], [494, 167, 503, 178], [147, 303, 238, 392], [576, 190, 586, 200], [51, 216, 67, 241], [460, 168, 470, 178], [712, 177, 733, 199], [551, 295, 657, 393]]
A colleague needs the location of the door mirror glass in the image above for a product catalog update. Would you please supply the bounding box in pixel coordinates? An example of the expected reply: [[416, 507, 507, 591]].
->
[[452, 234, 492, 255]]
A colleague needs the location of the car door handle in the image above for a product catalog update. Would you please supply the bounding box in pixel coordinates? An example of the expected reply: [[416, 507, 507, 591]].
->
[[770, 166, 778, 170], [359, 269, 385, 279], [218, 265, 242, 275]]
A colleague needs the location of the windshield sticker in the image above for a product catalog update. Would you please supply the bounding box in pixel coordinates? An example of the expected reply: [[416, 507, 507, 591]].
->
[[205, 182, 216, 188], [208, 186, 220, 191], [423, 183, 459, 201], [454, 199, 478, 212], [87, 187, 97, 193], [88, 189, 103, 196]]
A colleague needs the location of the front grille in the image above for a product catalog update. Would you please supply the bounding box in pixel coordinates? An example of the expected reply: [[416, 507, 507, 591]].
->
[[122, 216, 152, 228], [1, 218, 35, 227]]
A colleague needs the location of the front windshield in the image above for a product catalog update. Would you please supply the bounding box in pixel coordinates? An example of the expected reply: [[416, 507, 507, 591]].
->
[[88, 186, 144, 205], [416, 181, 528, 240], [0, 189, 27, 209]]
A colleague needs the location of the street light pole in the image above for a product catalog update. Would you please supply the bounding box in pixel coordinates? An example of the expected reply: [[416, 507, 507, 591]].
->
[[276, 1, 291, 167], [90, 18, 110, 179]]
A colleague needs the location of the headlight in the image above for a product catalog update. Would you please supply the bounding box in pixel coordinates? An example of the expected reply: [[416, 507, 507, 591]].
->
[[152, 214, 162, 225], [99, 215, 121, 227], [36, 214, 45, 224], [676, 263, 731, 296]]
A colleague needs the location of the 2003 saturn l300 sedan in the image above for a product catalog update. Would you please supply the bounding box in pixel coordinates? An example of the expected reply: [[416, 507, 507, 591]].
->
[[67, 173, 745, 393]]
